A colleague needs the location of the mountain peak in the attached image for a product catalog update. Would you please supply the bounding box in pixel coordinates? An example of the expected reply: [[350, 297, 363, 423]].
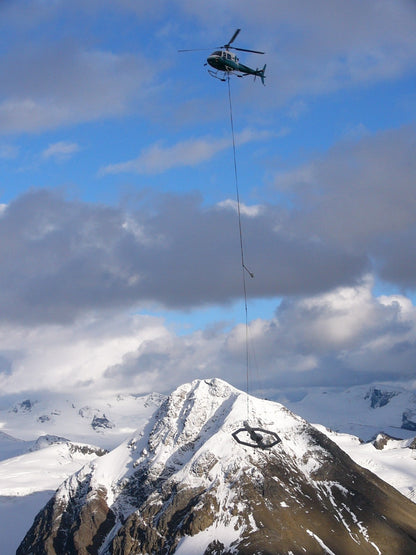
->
[[18, 378, 416, 554]]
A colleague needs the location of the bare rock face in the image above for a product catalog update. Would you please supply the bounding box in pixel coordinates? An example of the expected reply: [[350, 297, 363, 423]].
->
[[17, 480, 115, 554], [18, 379, 416, 554], [365, 387, 398, 408], [110, 485, 219, 554]]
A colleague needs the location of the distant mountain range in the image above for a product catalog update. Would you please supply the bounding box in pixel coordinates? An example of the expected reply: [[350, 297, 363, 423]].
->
[[1, 391, 165, 451], [1, 380, 416, 553], [282, 383, 416, 440]]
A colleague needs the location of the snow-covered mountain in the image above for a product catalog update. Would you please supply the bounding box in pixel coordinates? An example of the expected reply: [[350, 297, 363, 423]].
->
[[1, 391, 165, 450], [18, 378, 416, 554]]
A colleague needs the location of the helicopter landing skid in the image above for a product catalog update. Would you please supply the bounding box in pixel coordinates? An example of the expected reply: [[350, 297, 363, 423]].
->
[[207, 69, 227, 82]]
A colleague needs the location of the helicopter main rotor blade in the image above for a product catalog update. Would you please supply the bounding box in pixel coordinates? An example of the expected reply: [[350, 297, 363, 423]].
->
[[178, 28, 264, 55], [228, 28, 241, 46], [232, 46, 265, 54]]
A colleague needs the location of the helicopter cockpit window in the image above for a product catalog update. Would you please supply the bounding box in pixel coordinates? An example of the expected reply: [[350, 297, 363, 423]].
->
[[213, 51, 221, 56], [227, 53, 232, 60]]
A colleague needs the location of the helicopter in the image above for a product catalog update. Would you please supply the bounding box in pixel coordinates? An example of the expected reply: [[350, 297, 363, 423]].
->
[[179, 29, 266, 84]]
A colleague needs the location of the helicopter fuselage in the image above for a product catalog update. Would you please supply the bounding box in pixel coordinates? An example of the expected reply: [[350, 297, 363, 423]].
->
[[207, 50, 239, 72], [207, 50, 266, 83]]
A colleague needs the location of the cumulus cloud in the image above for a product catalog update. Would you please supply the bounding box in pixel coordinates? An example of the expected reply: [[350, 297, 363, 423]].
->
[[0, 124, 413, 396], [216, 199, 264, 217], [7, 130, 416, 329], [0, 1, 414, 402], [0, 312, 169, 396], [0, 189, 366, 325], [1, 278, 415, 398], [248, 278, 416, 388]]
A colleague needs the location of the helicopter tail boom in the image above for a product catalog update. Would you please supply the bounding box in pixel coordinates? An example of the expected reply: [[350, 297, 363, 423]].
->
[[236, 62, 266, 84]]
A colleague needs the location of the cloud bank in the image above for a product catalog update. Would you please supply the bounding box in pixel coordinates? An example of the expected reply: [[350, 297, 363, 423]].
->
[[1, 279, 415, 399], [0, 188, 367, 325]]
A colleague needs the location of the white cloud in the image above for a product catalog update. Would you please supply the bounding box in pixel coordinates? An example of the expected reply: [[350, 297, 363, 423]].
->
[[0, 313, 168, 396], [42, 141, 80, 160], [287, 276, 380, 350], [1, 278, 415, 398], [101, 128, 273, 175], [217, 199, 264, 217], [102, 136, 230, 175], [242, 278, 416, 386]]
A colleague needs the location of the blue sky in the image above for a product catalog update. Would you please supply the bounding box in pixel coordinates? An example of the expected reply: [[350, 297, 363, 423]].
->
[[0, 0, 416, 400]]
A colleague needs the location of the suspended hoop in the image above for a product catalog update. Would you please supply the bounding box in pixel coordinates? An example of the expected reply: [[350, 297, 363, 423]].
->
[[232, 421, 281, 449]]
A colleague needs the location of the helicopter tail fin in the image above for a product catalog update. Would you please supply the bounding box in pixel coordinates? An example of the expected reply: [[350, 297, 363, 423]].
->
[[258, 64, 266, 85], [260, 64, 266, 85]]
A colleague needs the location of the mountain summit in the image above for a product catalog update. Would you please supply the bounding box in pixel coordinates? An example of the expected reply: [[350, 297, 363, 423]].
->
[[18, 378, 416, 554]]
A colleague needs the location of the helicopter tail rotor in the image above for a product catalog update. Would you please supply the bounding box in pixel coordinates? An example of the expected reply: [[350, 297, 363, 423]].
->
[[259, 63, 266, 85], [253, 64, 267, 85]]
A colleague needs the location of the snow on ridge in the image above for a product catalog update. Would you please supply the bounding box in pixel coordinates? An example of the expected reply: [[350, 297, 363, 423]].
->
[[314, 423, 416, 503], [0, 437, 106, 497], [29, 434, 71, 451]]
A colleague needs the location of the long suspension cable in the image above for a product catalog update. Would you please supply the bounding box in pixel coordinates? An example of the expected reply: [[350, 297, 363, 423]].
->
[[227, 75, 253, 421]]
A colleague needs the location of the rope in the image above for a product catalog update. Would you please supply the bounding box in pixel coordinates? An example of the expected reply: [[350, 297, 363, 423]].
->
[[227, 75, 253, 422]]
